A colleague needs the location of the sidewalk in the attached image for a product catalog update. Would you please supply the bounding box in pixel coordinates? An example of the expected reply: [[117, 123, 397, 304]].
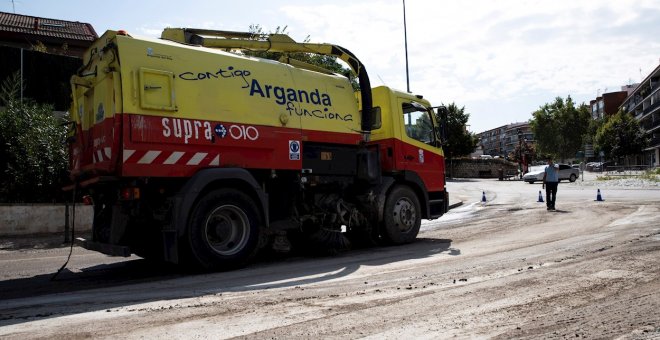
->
[[0, 231, 91, 251]]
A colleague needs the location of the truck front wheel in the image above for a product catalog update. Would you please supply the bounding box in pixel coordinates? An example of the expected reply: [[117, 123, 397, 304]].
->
[[381, 185, 421, 245], [187, 189, 261, 271]]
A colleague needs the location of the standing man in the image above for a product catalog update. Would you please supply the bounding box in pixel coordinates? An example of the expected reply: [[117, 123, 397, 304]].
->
[[542, 157, 559, 210]]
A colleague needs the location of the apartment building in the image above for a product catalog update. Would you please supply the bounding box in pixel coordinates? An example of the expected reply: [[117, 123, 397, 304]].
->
[[478, 126, 506, 157], [477, 122, 534, 159], [589, 90, 630, 120], [620, 63, 660, 167]]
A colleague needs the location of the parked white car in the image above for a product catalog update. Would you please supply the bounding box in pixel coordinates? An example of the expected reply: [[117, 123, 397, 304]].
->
[[522, 164, 579, 183]]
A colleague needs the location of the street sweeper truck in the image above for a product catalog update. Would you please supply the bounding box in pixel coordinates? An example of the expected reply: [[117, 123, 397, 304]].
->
[[65, 28, 449, 270]]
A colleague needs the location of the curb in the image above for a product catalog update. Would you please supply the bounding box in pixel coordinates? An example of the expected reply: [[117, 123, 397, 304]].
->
[[448, 201, 463, 210]]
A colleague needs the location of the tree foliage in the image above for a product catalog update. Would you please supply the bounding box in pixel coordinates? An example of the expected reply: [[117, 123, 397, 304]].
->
[[585, 116, 604, 145], [529, 96, 591, 161], [437, 103, 478, 158], [594, 110, 648, 160], [0, 72, 69, 202], [508, 141, 536, 163]]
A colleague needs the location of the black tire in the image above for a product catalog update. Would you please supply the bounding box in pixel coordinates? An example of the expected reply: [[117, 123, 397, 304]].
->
[[381, 185, 421, 245], [527, 181, 534, 184], [92, 199, 112, 243], [569, 174, 577, 182], [186, 189, 261, 271]]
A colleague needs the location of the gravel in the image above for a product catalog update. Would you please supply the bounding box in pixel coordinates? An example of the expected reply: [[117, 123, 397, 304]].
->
[[574, 172, 660, 188]]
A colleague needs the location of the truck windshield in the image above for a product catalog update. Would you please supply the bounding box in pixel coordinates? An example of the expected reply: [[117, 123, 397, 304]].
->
[[403, 102, 436, 146]]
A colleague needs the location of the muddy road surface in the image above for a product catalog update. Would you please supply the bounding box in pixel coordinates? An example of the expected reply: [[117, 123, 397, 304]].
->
[[1, 178, 659, 339]]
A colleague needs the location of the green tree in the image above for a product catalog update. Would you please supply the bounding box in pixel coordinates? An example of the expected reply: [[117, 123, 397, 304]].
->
[[529, 96, 591, 161], [0, 72, 69, 202], [437, 103, 478, 158], [594, 110, 648, 161], [585, 116, 604, 155], [508, 141, 536, 164]]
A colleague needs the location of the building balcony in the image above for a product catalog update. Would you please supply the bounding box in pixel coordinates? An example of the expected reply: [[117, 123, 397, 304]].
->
[[648, 137, 660, 148], [643, 100, 660, 116], [642, 117, 660, 132]]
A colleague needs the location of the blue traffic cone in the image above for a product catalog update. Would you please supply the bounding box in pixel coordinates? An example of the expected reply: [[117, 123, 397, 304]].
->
[[537, 190, 544, 203], [481, 191, 487, 203], [595, 189, 604, 201]]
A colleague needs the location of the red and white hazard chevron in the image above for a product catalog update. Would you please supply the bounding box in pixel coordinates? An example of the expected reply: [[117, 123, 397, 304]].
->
[[123, 149, 220, 166], [93, 147, 112, 164]]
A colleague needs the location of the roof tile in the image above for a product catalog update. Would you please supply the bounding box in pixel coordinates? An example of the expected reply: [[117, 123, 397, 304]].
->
[[0, 11, 97, 42]]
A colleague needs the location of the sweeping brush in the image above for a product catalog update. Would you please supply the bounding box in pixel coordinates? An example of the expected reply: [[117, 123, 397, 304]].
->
[[305, 227, 351, 255]]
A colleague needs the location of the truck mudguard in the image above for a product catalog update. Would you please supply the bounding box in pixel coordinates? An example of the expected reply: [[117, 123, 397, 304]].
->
[[400, 170, 431, 218], [171, 168, 269, 238], [371, 170, 430, 222]]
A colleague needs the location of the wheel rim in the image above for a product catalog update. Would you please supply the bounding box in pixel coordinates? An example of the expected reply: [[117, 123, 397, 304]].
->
[[204, 205, 250, 256], [392, 197, 416, 233]]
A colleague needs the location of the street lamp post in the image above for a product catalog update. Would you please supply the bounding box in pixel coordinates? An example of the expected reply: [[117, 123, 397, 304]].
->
[[523, 138, 528, 174], [403, 0, 410, 93], [517, 128, 523, 178]]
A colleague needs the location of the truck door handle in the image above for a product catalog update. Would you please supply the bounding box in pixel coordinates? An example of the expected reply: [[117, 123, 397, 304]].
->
[[404, 155, 415, 161]]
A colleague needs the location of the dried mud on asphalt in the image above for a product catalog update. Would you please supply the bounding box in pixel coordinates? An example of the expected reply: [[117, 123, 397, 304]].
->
[[0, 179, 659, 339]]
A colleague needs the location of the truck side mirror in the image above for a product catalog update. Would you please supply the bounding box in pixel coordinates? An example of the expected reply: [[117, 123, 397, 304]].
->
[[436, 106, 449, 144]]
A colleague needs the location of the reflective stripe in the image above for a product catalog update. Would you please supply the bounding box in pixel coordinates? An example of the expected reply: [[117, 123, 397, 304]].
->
[[163, 151, 185, 165], [187, 152, 207, 165], [123, 149, 136, 163], [122, 150, 219, 166], [138, 151, 161, 164], [210, 155, 220, 166]]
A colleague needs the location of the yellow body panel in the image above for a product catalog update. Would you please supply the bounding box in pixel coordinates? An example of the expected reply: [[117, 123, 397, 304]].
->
[[69, 30, 445, 179], [71, 31, 444, 149], [112, 33, 361, 134]]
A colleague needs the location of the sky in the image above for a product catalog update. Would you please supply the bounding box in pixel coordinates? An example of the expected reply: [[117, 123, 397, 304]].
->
[[4, 0, 660, 133]]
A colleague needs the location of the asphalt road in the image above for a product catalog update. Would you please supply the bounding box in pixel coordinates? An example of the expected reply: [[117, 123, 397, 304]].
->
[[0, 173, 659, 339]]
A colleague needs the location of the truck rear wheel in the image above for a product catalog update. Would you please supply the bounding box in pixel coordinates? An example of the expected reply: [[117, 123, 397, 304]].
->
[[187, 189, 261, 271], [381, 185, 421, 245]]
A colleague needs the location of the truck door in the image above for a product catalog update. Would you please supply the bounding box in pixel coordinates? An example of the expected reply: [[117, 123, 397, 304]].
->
[[70, 72, 121, 176], [398, 100, 445, 192]]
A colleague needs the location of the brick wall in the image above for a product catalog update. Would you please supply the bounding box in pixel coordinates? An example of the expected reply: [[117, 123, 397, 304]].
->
[[447, 158, 519, 179]]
